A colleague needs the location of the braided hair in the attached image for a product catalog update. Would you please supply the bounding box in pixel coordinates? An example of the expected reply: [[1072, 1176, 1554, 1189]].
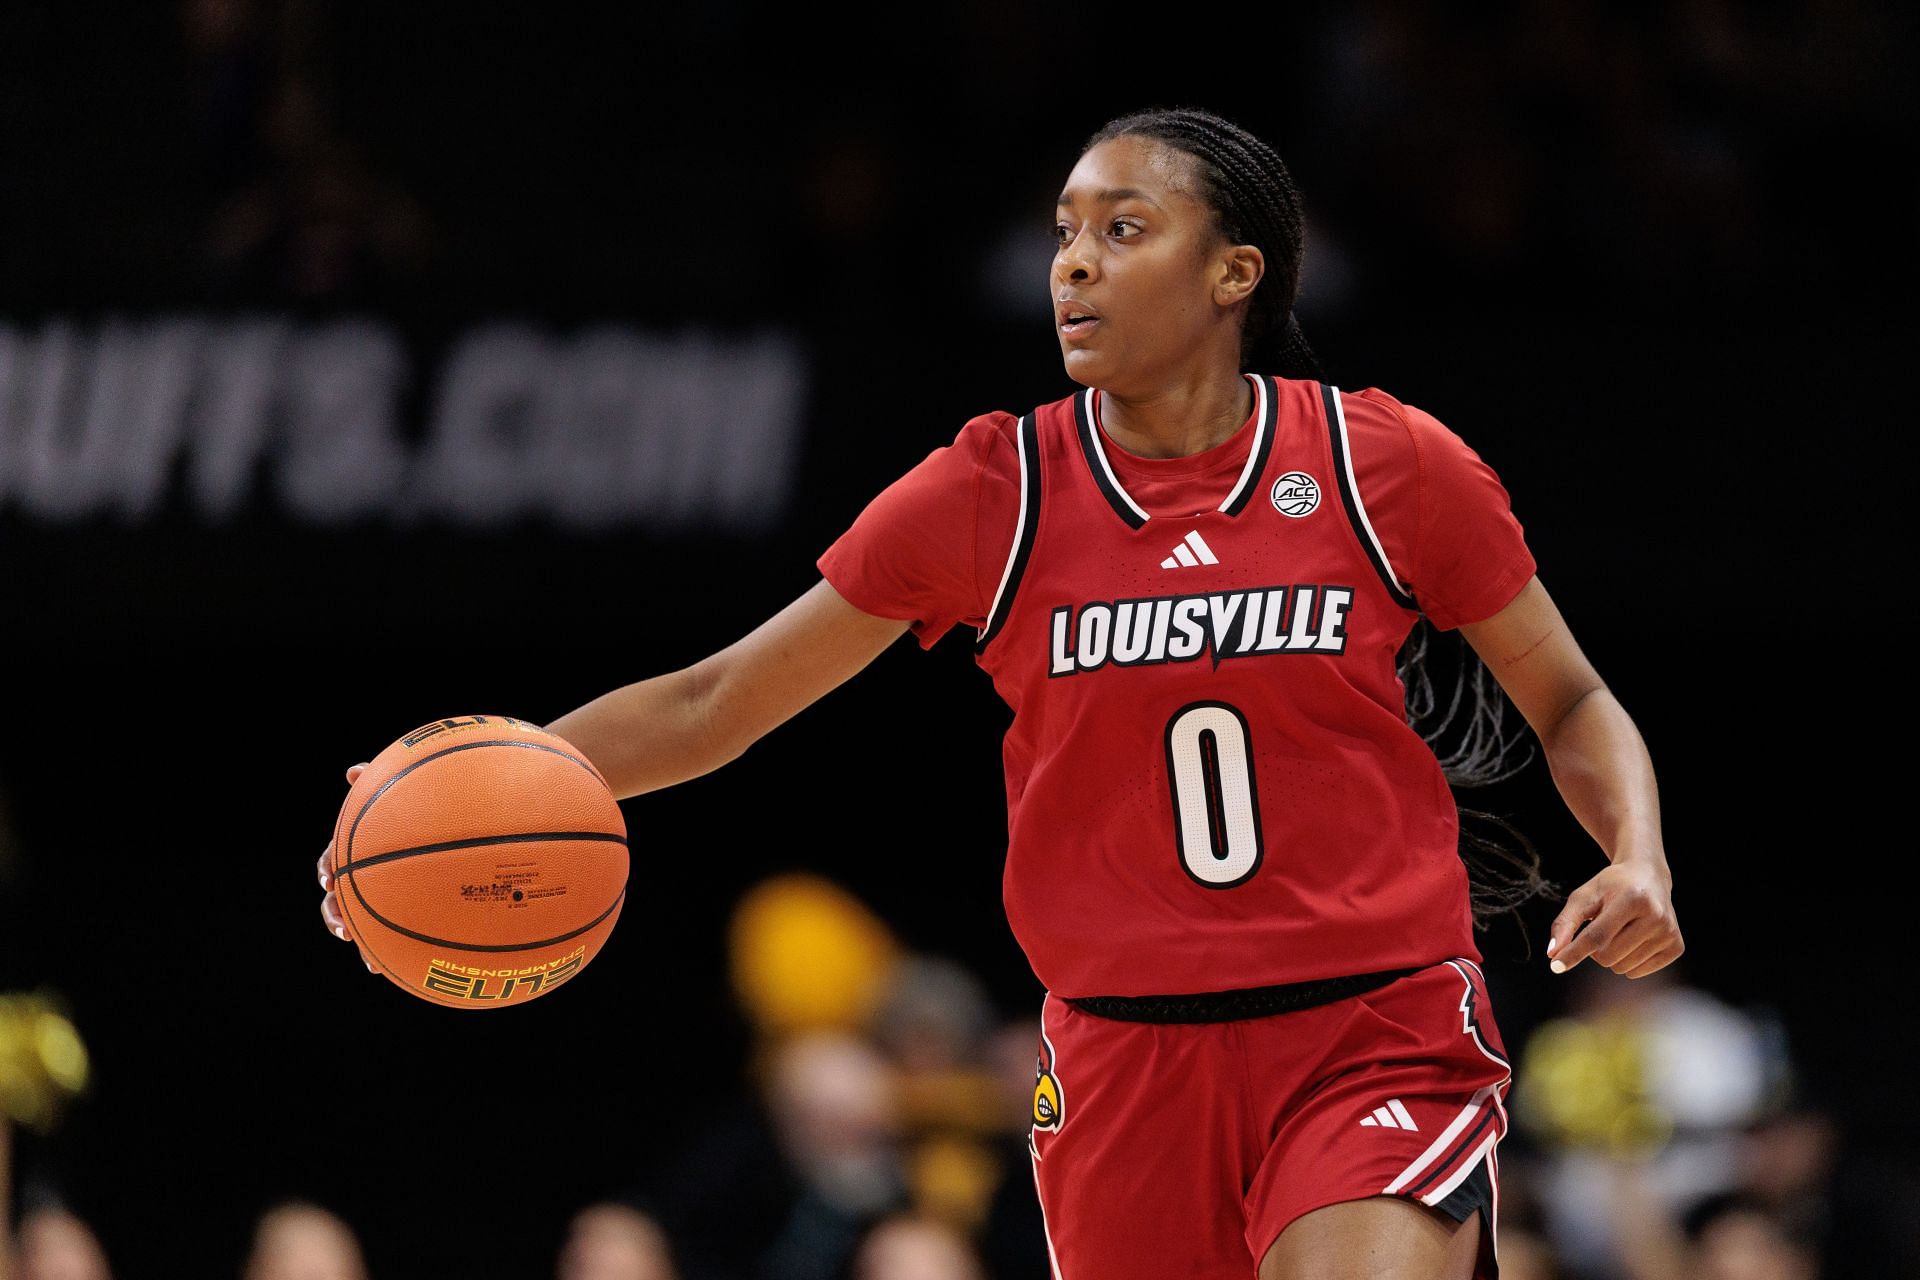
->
[[1083, 106, 1557, 939]]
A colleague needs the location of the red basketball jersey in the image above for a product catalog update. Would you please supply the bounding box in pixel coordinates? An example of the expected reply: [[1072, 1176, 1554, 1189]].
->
[[817, 373, 1537, 997]]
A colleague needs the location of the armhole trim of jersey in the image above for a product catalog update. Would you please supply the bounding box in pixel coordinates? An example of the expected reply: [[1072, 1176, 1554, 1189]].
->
[[976, 412, 1041, 653], [1323, 383, 1420, 611]]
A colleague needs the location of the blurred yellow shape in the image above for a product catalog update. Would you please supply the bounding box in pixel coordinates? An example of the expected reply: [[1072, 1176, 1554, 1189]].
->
[[907, 1133, 999, 1231], [730, 874, 902, 1035], [0, 992, 90, 1133], [1516, 1015, 1671, 1158]]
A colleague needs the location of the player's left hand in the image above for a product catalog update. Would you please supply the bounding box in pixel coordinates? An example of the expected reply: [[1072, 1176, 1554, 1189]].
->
[[318, 762, 378, 974], [1546, 858, 1681, 978]]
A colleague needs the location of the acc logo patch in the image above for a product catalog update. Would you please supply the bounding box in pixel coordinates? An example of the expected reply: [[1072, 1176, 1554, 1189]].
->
[[1270, 471, 1320, 517], [1032, 1036, 1064, 1132]]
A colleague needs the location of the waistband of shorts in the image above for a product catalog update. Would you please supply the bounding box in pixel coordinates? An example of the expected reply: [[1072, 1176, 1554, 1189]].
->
[[1063, 965, 1424, 1024]]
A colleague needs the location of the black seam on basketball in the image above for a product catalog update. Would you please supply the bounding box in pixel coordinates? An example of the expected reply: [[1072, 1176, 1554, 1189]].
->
[[1221, 373, 1279, 516], [1408, 1107, 1497, 1195], [1322, 383, 1420, 611], [345, 875, 625, 953], [343, 738, 626, 961], [344, 737, 614, 884], [353, 738, 605, 829], [328, 808, 394, 975], [334, 830, 628, 879], [336, 860, 402, 985]]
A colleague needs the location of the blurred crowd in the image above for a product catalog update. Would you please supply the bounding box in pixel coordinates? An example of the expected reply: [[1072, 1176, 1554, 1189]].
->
[[2, 1195, 982, 1280], [7, 872, 1918, 1280], [4, 0, 1907, 320]]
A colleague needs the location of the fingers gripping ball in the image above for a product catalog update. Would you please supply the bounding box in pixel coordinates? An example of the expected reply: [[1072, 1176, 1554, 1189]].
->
[[329, 716, 627, 1009]]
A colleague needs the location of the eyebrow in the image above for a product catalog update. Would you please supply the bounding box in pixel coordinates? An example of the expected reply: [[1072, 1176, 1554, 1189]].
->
[[1056, 186, 1162, 209]]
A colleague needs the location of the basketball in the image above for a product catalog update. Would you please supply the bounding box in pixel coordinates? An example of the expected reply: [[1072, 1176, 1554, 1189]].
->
[[328, 716, 628, 1009]]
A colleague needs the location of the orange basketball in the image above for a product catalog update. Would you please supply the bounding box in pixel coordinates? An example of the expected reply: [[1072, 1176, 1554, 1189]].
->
[[328, 716, 627, 1009]]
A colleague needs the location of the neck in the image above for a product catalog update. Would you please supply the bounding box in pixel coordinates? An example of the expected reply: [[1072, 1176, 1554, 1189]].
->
[[1097, 371, 1252, 459]]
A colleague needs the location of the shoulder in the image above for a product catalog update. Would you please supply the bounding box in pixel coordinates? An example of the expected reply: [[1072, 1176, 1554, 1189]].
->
[[952, 408, 1024, 494], [877, 409, 1020, 495], [1335, 384, 1499, 486], [874, 409, 1023, 532], [1340, 384, 1438, 452], [1251, 375, 1451, 461], [953, 408, 1023, 455], [1348, 383, 1502, 448]]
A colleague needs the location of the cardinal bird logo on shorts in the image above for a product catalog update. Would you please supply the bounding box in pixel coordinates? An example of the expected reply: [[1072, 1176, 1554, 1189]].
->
[[1032, 1035, 1064, 1133]]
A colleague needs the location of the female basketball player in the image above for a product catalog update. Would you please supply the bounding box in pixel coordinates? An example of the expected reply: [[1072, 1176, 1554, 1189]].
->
[[318, 108, 1680, 1279]]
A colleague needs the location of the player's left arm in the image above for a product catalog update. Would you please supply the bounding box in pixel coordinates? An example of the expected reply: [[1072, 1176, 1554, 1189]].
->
[[1457, 576, 1681, 978]]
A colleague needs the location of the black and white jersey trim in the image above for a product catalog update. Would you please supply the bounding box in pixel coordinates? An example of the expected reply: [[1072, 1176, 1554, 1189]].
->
[[1074, 386, 1148, 528], [1074, 372, 1273, 529], [1221, 374, 1279, 516], [1322, 383, 1420, 612], [976, 413, 1042, 653]]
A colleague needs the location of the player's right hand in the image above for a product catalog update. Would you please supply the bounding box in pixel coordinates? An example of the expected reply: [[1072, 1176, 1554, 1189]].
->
[[318, 764, 370, 962]]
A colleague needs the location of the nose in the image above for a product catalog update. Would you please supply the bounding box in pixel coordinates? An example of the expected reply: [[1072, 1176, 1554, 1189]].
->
[[1054, 224, 1098, 285]]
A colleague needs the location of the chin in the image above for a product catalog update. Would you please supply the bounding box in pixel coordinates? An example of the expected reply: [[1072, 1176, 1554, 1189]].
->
[[1059, 345, 1109, 388]]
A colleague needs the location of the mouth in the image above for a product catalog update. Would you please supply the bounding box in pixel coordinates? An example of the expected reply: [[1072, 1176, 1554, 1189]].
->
[[1057, 304, 1103, 340]]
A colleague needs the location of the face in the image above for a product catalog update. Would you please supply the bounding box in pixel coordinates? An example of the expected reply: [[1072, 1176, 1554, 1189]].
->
[[1053, 135, 1263, 390]]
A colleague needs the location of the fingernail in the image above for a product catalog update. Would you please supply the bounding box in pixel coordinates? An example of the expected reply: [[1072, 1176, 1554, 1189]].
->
[[365, 961, 378, 974], [1550, 959, 1567, 974], [1547, 935, 1558, 954], [332, 925, 347, 941]]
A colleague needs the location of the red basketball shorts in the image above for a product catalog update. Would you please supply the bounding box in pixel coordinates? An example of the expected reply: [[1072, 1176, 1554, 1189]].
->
[[1026, 956, 1512, 1279]]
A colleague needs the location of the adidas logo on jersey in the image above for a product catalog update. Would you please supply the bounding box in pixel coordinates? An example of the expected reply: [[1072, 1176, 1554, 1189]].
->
[[1359, 1099, 1420, 1131], [1160, 529, 1220, 569]]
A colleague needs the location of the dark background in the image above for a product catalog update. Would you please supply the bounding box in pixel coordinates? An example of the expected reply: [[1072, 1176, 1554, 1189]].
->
[[1, 2, 1912, 1276]]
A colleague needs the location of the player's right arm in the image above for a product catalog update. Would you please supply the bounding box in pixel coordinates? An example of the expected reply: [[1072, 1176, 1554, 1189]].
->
[[544, 577, 911, 798], [320, 406, 1016, 948], [317, 578, 909, 944], [557, 410, 1013, 800]]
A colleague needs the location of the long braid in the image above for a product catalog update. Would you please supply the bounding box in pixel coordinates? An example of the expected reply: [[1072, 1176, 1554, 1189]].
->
[[1082, 107, 1557, 942]]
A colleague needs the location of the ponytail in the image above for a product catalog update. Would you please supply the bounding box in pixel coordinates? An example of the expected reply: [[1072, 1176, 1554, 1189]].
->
[[1399, 622, 1561, 942], [1247, 310, 1327, 383]]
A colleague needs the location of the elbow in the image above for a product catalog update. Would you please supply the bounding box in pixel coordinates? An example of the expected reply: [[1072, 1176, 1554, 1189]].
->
[[683, 655, 751, 770], [1541, 680, 1609, 752]]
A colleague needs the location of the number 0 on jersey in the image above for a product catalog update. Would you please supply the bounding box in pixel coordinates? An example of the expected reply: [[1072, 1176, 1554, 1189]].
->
[[1164, 700, 1266, 887]]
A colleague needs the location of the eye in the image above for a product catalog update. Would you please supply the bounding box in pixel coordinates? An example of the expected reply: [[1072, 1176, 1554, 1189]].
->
[[1110, 219, 1141, 237], [1053, 222, 1073, 244]]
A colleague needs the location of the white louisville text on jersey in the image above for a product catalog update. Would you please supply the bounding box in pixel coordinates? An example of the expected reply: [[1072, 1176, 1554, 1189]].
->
[[1047, 583, 1355, 678]]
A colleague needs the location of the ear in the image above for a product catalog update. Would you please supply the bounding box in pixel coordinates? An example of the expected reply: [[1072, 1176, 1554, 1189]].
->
[[1212, 243, 1265, 309]]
